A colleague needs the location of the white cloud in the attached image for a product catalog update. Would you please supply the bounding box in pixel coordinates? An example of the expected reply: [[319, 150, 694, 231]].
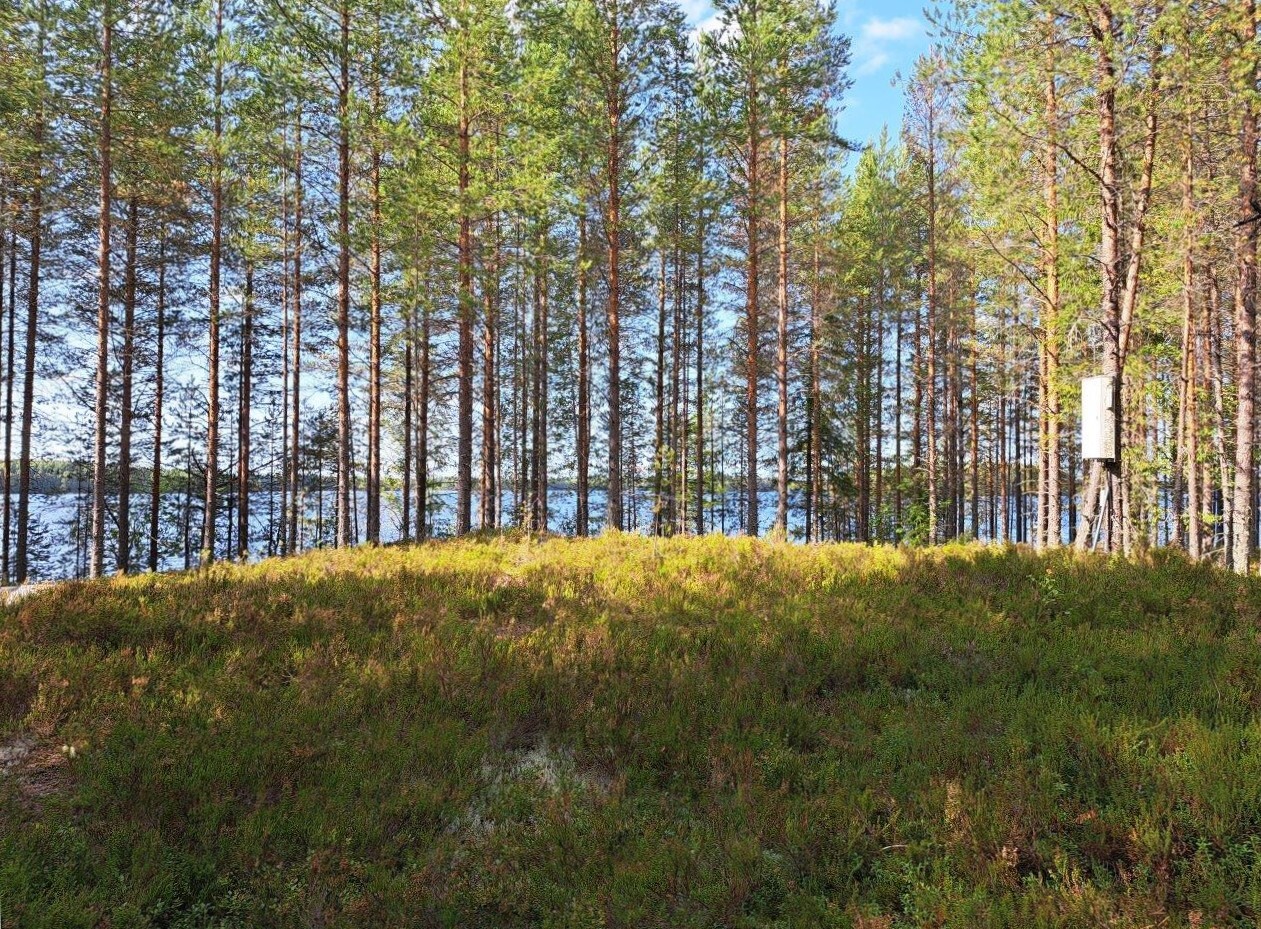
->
[[692, 13, 722, 36], [861, 16, 922, 43], [854, 14, 924, 76], [681, 5, 923, 66], [678, 0, 712, 20], [855, 51, 890, 75], [681, 0, 724, 40]]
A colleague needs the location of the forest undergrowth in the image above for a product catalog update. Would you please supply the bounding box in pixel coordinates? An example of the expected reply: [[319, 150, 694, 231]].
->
[[2, 533, 1261, 927]]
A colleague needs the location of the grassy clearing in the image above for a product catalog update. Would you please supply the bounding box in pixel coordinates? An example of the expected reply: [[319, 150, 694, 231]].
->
[[2, 534, 1261, 927]]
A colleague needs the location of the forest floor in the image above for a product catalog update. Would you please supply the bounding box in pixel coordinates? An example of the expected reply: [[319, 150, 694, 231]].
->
[[2, 534, 1261, 927]]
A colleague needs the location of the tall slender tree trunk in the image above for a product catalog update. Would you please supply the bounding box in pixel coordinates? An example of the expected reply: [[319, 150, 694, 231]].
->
[[857, 299, 871, 542], [91, 1, 113, 579], [288, 109, 303, 554], [1180, 285, 1201, 556], [1232, 0, 1259, 572], [279, 148, 290, 555], [148, 226, 166, 572], [894, 293, 903, 539], [696, 210, 707, 536], [514, 220, 527, 525], [1177, 90, 1201, 557], [576, 212, 590, 535], [997, 309, 1007, 541], [653, 248, 666, 534], [238, 260, 253, 559], [15, 18, 44, 584], [670, 240, 682, 532], [970, 304, 980, 538], [367, 37, 383, 545], [1117, 15, 1160, 555], [745, 68, 761, 537], [537, 242, 549, 530], [1117, 80, 1159, 388], [183, 404, 192, 567], [521, 269, 533, 530], [528, 249, 539, 530], [117, 198, 138, 573], [1, 200, 10, 585], [925, 98, 939, 544], [402, 290, 414, 542], [335, 0, 352, 547], [1043, 23, 1061, 547], [913, 271, 923, 472], [418, 262, 432, 540], [455, 42, 474, 535], [1, 189, 7, 584], [1076, 5, 1122, 552], [775, 131, 789, 535], [605, 19, 624, 532], [203, 0, 225, 565], [1208, 271, 1232, 550], [481, 207, 500, 530], [676, 219, 688, 535], [876, 281, 887, 539]]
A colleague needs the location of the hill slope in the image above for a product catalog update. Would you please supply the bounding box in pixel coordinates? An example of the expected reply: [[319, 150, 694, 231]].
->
[[3, 535, 1261, 927]]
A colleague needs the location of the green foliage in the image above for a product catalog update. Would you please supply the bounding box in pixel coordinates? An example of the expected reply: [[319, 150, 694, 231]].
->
[[3, 536, 1261, 925]]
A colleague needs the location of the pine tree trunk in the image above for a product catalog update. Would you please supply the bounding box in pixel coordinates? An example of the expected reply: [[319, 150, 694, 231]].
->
[[418, 274, 431, 540], [606, 21, 624, 532], [653, 248, 666, 535], [238, 260, 253, 559], [279, 156, 290, 555], [670, 238, 682, 533], [696, 212, 707, 537], [288, 109, 303, 554], [997, 313, 1007, 541], [970, 299, 980, 539], [456, 50, 474, 536], [776, 132, 789, 536], [335, 0, 352, 548], [367, 43, 383, 545], [1, 195, 9, 585], [858, 299, 870, 543], [926, 110, 939, 545], [1113, 78, 1159, 554], [203, 0, 225, 565], [537, 243, 548, 530], [480, 207, 500, 531], [893, 262, 902, 538], [527, 235, 549, 532], [913, 271, 923, 473], [515, 221, 527, 526], [1076, 5, 1122, 552], [402, 293, 413, 543], [1043, 22, 1061, 547], [1208, 271, 1232, 552], [1231, 0, 1259, 573], [876, 280, 886, 539], [576, 212, 590, 536], [148, 226, 166, 572], [118, 198, 138, 573], [745, 71, 761, 537], [1177, 97, 1201, 558], [15, 29, 43, 585], [91, 1, 113, 579]]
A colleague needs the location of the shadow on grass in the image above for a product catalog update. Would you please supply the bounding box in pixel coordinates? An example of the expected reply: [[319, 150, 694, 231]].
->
[[2, 535, 1260, 927]]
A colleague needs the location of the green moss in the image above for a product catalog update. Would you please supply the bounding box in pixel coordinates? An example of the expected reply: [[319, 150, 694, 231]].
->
[[2, 535, 1260, 926]]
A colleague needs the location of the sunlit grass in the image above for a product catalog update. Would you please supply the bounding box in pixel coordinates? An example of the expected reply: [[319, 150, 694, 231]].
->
[[2, 534, 1260, 926]]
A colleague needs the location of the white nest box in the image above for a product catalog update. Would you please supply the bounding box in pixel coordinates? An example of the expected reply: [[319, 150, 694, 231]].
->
[[1081, 375, 1118, 462]]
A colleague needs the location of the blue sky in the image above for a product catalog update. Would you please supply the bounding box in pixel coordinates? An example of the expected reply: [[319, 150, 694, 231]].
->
[[682, 0, 933, 152]]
